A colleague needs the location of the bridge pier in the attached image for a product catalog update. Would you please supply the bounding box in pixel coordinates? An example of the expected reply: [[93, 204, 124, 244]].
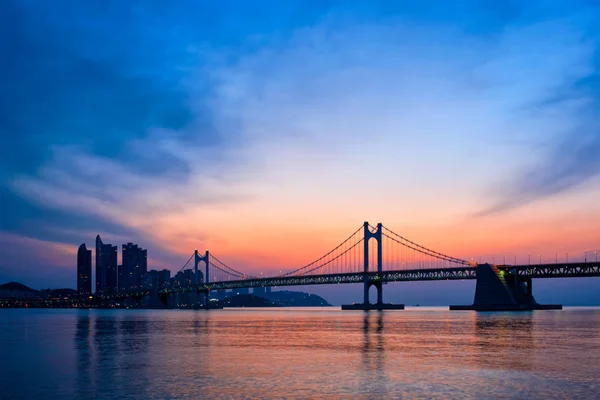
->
[[342, 222, 404, 311], [450, 264, 562, 311]]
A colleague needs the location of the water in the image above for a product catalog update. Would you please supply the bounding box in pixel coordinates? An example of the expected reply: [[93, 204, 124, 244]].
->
[[1, 307, 599, 399]]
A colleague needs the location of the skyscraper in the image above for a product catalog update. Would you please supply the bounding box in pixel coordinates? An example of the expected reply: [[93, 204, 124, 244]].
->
[[106, 245, 118, 294], [77, 243, 92, 296], [122, 243, 148, 290], [96, 235, 118, 296], [118, 264, 124, 292]]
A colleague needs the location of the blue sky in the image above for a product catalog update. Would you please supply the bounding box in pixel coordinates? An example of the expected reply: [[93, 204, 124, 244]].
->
[[1, 0, 599, 304]]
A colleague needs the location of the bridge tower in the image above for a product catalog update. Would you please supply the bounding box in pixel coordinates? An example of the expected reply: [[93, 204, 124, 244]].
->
[[194, 250, 210, 306], [343, 222, 404, 310], [363, 222, 383, 305]]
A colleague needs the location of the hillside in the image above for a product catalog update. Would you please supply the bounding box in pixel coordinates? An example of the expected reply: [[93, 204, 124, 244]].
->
[[0, 281, 41, 298], [265, 290, 331, 307], [0, 282, 35, 292], [0, 282, 77, 299], [221, 294, 280, 307]]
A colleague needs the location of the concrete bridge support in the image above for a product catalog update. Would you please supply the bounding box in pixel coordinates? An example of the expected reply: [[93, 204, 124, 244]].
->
[[450, 264, 562, 311]]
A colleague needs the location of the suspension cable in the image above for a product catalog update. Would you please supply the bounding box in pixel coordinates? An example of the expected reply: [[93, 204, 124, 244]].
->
[[298, 238, 365, 275], [210, 253, 257, 279], [209, 261, 245, 279], [277, 225, 364, 277], [177, 253, 195, 273], [381, 232, 467, 265], [381, 225, 467, 264]]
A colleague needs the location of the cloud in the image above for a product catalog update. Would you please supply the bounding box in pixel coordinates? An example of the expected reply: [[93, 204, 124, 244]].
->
[[0, 232, 79, 288], [0, 0, 197, 179], [478, 126, 600, 215]]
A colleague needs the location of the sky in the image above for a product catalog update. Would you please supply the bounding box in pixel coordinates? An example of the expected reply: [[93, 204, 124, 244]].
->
[[1, 0, 599, 304]]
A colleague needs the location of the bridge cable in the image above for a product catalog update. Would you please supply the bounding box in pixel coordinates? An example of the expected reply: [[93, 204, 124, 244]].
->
[[380, 225, 467, 264], [296, 238, 364, 276], [277, 225, 364, 277], [381, 232, 467, 265], [210, 253, 258, 279], [177, 253, 196, 274]]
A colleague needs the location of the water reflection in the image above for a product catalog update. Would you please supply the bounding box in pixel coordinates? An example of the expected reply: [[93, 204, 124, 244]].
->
[[361, 312, 389, 396], [94, 314, 119, 397], [473, 312, 535, 372], [17, 308, 599, 399], [75, 312, 92, 399], [119, 317, 150, 398]]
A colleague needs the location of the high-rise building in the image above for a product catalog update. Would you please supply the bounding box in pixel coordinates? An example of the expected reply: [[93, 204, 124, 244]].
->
[[77, 243, 92, 296], [117, 264, 124, 292], [106, 246, 118, 294], [96, 235, 118, 296], [145, 269, 171, 289], [122, 243, 148, 290], [158, 269, 171, 286], [138, 249, 147, 286], [171, 269, 202, 288]]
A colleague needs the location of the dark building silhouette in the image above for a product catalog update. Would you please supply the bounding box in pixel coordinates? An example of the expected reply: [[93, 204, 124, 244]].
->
[[117, 264, 123, 291], [122, 243, 148, 291], [158, 269, 170, 286], [145, 269, 171, 289], [96, 235, 117, 296], [171, 269, 202, 288], [77, 243, 92, 296]]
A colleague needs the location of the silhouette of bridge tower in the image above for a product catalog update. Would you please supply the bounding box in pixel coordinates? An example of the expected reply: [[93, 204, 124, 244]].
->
[[194, 249, 209, 306], [344, 222, 404, 310], [363, 222, 382, 305]]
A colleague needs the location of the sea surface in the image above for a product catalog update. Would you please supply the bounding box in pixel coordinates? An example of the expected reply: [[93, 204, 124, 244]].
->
[[1, 307, 599, 399]]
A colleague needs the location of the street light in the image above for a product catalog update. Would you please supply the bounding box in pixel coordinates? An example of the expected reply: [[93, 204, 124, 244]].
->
[[528, 254, 531, 265], [585, 251, 587, 263], [566, 253, 569, 263], [538, 254, 541, 265]]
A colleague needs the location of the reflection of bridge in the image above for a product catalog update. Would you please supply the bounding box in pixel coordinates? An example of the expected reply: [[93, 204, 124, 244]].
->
[[158, 222, 600, 311]]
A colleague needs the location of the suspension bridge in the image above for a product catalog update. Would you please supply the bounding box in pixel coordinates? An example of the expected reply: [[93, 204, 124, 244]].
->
[[156, 222, 600, 311]]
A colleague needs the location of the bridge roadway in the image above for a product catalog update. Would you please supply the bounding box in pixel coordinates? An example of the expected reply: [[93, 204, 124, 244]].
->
[[161, 262, 600, 295]]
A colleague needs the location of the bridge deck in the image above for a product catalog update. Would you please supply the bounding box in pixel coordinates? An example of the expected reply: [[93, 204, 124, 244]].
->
[[160, 262, 600, 294]]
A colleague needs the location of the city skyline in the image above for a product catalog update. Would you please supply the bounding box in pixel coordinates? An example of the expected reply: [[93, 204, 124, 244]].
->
[[1, 1, 600, 304], [74, 235, 149, 296]]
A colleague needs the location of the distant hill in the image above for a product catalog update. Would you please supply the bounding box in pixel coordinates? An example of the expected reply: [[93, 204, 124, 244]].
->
[[221, 294, 280, 307], [0, 282, 35, 292], [219, 290, 331, 307], [0, 281, 39, 298], [0, 282, 78, 299], [265, 290, 331, 307]]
